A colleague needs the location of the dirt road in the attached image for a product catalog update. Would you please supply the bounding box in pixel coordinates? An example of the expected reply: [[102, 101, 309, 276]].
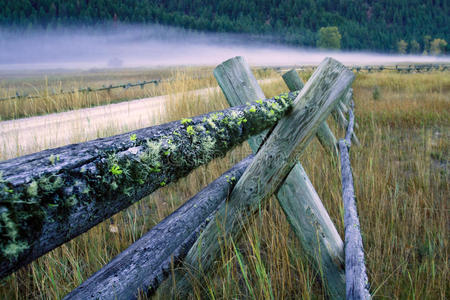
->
[[0, 79, 275, 160]]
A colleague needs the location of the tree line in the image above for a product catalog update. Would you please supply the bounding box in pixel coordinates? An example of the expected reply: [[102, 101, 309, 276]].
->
[[0, 0, 448, 53], [397, 36, 447, 55]]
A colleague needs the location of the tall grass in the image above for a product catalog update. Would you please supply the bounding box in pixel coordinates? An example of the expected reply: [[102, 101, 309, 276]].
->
[[0, 69, 448, 299], [0, 67, 279, 121]]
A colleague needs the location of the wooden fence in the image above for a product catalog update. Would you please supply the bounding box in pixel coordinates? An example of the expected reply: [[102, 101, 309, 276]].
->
[[350, 63, 450, 73], [281, 63, 450, 75], [0, 79, 162, 102], [0, 56, 370, 299], [3, 62, 448, 103]]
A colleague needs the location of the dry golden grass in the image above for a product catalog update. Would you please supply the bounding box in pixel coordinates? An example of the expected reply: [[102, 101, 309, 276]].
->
[[0, 67, 278, 121], [0, 69, 448, 299]]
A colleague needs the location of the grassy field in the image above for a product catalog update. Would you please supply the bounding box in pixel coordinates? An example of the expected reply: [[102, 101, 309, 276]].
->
[[0, 67, 277, 121], [0, 68, 448, 299]]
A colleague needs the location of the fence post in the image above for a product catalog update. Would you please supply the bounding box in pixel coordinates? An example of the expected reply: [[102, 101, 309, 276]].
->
[[213, 56, 267, 151], [168, 57, 352, 299], [282, 69, 339, 159]]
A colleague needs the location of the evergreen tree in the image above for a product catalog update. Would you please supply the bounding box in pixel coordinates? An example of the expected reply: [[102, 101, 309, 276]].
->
[[0, 0, 448, 53]]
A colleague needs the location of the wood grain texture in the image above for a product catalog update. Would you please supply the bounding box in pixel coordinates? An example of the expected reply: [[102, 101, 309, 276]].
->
[[282, 68, 339, 159], [214, 56, 266, 151], [170, 57, 353, 298], [339, 103, 371, 299], [64, 156, 253, 300], [277, 164, 345, 298], [279, 68, 345, 298], [0, 92, 297, 279], [282, 69, 304, 91]]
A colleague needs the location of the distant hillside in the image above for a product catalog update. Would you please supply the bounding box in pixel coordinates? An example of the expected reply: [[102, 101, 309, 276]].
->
[[0, 0, 448, 53]]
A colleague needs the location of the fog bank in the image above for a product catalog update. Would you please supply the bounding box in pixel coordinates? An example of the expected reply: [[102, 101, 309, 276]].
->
[[1, 24, 449, 71]]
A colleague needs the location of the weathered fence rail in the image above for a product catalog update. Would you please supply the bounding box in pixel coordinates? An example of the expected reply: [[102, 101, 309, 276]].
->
[[339, 102, 371, 299], [0, 79, 161, 102], [164, 57, 354, 299], [351, 63, 450, 73], [64, 155, 254, 299], [0, 90, 298, 278], [1, 56, 372, 299], [214, 57, 345, 297], [301, 63, 450, 73]]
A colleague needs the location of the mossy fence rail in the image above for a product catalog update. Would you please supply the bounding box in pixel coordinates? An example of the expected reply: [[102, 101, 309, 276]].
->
[[0, 56, 370, 299]]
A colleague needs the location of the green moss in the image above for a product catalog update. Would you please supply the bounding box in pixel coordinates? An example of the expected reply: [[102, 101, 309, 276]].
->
[[49, 155, 56, 165], [111, 181, 119, 190], [226, 175, 237, 184], [205, 117, 217, 129], [237, 117, 247, 125], [198, 136, 216, 163], [0, 208, 18, 241], [110, 164, 123, 176], [181, 118, 192, 125], [37, 175, 64, 194], [271, 102, 281, 111], [196, 124, 206, 132], [2, 241, 28, 259], [0, 91, 299, 261], [186, 125, 195, 135], [27, 181, 38, 197], [0, 192, 30, 259], [142, 140, 162, 164]]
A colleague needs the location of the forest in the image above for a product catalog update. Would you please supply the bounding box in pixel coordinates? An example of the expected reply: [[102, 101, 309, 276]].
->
[[0, 0, 449, 53]]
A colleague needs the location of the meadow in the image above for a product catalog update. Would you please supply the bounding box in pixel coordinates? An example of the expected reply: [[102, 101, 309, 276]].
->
[[0, 67, 448, 299], [0, 67, 276, 121]]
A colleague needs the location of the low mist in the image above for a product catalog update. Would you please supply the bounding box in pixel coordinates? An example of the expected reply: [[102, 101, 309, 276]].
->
[[1, 24, 449, 71]]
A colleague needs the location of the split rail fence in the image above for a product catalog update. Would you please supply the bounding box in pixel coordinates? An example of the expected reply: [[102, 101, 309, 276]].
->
[[0, 56, 370, 299], [3, 62, 448, 103], [0, 79, 161, 102]]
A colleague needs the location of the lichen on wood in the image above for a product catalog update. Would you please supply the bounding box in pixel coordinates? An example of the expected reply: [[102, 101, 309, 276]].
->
[[0, 90, 298, 278], [167, 57, 354, 298], [64, 156, 254, 300]]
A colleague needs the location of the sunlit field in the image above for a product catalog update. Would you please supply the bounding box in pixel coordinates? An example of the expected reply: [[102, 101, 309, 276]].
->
[[0, 68, 448, 299]]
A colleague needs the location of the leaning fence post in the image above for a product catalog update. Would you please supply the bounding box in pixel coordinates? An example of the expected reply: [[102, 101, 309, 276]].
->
[[168, 57, 351, 299], [282, 69, 339, 159]]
